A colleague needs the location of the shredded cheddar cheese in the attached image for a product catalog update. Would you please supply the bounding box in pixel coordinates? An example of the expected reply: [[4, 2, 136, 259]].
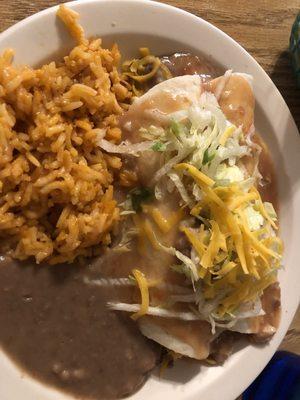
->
[[175, 163, 215, 187], [213, 261, 237, 277], [131, 269, 149, 320], [128, 155, 282, 320], [172, 162, 282, 315], [181, 226, 206, 258], [228, 192, 259, 211], [225, 212, 248, 274], [201, 221, 222, 270]]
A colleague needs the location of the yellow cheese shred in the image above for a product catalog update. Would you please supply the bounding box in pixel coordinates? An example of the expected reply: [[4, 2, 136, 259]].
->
[[228, 192, 258, 211], [242, 223, 280, 260], [191, 202, 202, 217], [225, 212, 248, 274], [251, 187, 278, 229], [175, 163, 215, 187], [219, 125, 236, 146], [131, 269, 149, 320], [220, 272, 277, 315], [203, 185, 227, 208], [198, 265, 207, 279], [143, 205, 171, 233], [242, 227, 259, 279], [181, 226, 206, 258], [201, 221, 221, 269], [212, 260, 237, 277]]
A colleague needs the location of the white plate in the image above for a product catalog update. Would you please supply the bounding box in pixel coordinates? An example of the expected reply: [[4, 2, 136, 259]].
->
[[0, 1, 299, 399]]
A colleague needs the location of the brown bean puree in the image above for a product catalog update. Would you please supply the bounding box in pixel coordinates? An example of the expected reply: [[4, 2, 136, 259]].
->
[[0, 256, 160, 399]]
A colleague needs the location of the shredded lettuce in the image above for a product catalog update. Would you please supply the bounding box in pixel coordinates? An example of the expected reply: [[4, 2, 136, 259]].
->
[[107, 302, 201, 321], [153, 148, 193, 183], [147, 94, 251, 187], [171, 264, 194, 280], [264, 202, 278, 221], [170, 119, 185, 136], [154, 183, 164, 200], [152, 141, 167, 152], [203, 148, 215, 165], [84, 276, 133, 287], [168, 172, 194, 206]]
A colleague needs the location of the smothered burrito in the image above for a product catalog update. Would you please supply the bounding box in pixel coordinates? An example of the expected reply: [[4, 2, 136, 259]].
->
[[96, 72, 283, 361]]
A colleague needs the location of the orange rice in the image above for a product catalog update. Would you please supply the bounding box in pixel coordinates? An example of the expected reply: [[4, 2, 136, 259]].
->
[[0, 5, 133, 264]]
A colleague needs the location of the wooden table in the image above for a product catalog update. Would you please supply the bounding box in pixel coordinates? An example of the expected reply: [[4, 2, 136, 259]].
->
[[0, 0, 299, 365]]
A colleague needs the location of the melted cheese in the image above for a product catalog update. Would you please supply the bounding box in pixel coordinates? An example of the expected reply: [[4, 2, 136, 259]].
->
[[143, 205, 183, 234], [133, 215, 148, 256], [143, 205, 171, 233]]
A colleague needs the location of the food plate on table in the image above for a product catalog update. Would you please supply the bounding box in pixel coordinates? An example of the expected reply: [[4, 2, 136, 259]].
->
[[0, 1, 299, 400]]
